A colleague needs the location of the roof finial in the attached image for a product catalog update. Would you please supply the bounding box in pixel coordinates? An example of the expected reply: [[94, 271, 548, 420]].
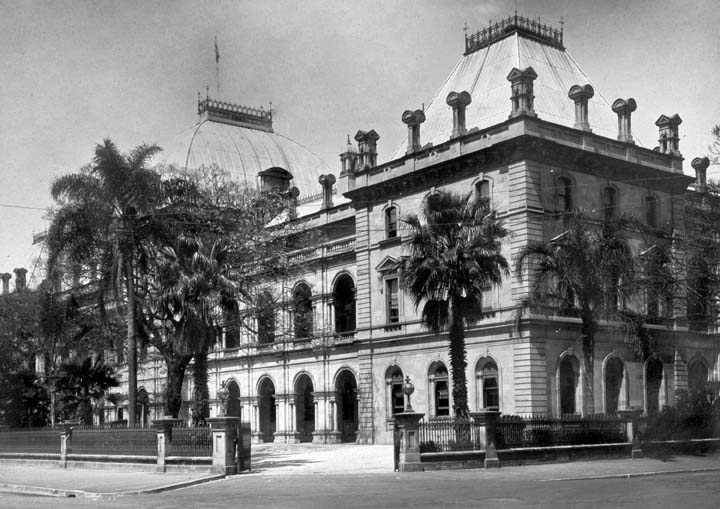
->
[[346, 134, 351, 145], [560, 16, 564, 32]]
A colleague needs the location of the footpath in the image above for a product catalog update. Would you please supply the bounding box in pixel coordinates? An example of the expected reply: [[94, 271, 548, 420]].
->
[[0, 444, 718, 498]]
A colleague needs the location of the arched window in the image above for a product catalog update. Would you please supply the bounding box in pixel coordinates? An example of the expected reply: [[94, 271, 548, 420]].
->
[[476, 358, 499, 409], [385, 206, 398, 239], [293, 284, 313, 340], [687, 256, 710, 331], [333, 275, 356, 333], [559, 355, 580, 415], [475, 180, 491, 208], [688, 358, 708, 395], [557, 177, 572, 212], [604, 356, 624, 414], [645, 357, 664, 416], [226, 380, 241, 418], [224, 301, 240, 349], [256, 292, 275, 344], [429, 363, 450, 417], [386, 366, 405, 415], [645, 195, 658, 228], [602, 186, 617, 219]]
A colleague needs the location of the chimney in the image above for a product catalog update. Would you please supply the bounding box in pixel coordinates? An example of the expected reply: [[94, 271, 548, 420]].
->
[[354, 130, 380, 168], [507, 67, 538, 118], [1, 273, 11, 294], [568, 84, 594, 131], [402, 109, 426, 154], [446, 91, 472, 138], [13, 267, 27, 291], [691, 157, 709, 189], [286, 186, 300, 219], [340, 135, 359, 176], [318, 174, 336, 209], [655, 114, 682, 155], [611, 98, 637, 143]]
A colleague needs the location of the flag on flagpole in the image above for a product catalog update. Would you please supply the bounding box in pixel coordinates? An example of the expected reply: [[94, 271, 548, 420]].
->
[[215, 36, 220, 64]]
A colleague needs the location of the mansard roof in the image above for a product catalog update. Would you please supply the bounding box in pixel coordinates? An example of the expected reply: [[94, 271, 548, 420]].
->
[[391, 17, 621, 160]]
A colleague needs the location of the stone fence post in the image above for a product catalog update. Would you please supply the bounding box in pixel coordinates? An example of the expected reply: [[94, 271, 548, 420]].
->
[[207, 416, 242, 475], [59, 422, 77, 469], [393, 412, 424, 472], [152, 418, 182, 472], [236, 422, 252, 472], [469, 410, 501, 468], [617, 408, 643, 459]]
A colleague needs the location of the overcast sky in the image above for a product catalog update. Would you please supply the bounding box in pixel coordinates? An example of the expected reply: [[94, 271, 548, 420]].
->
[[1, 0, 718, 284]]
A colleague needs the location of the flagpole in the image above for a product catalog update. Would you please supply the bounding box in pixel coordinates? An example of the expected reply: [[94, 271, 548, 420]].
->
[[215, 36, 220, 97]]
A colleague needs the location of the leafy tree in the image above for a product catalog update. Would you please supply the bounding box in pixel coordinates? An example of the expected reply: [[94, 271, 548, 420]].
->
[[516, 212, 635, 415], [401, 191, 509, 417], [47, 139, 163, 425], [55, 357, 119, 424]]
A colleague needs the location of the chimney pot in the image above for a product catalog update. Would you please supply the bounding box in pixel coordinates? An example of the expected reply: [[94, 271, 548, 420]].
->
[[402, 109, 426, 154], [1, 273, 11, 295], [611, 98, 637, 143], [318, 174, 336, 209], [568, 84, 594, 131], [13, 267, 27, 292], [446, 91, 472, 138], [691, 157, 709, 188]]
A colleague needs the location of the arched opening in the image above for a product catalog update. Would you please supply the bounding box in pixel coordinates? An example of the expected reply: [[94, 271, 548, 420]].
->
[[559, 355, 580, 415], [333, 274, 356, 333], [335, 370, 358, 442], [602, 186, 617, 220], [294, 374, 315, 443], [687, 256, 710, 331], [429, 363, 450, 417], [136, 388, 150, 427], [645, 357, 664, 416], [258, 378, 276, 442], [293, 284, 313, 340], [385, 206, 398, 239], [256, 291, 275, 344], [224, 302, 240, 349], [557, 176, 572, 212], [645, 195, 658, 229], [476, 359, 499, 410], [604, 356, 624, 414], [688, 358, 708, 395], [475, 179, 491, 208], [226, 380, 241, 419]]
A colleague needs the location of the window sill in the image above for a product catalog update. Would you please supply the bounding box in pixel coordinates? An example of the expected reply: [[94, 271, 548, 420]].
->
[[378, 237, 402, 248]]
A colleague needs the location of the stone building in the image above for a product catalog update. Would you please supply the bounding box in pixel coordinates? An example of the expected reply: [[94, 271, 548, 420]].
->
[[116, 15, 717, 443]]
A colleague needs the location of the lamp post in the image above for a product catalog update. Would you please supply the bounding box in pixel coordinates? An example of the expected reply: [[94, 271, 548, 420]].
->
[[402, 376, 415, 412], [217, 382, 230, 417]]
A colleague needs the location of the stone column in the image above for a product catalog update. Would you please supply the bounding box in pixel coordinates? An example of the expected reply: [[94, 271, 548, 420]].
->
[[152, 418, 181, 472], [207, 416, 242, 475], [59, 421, 79, 469], [469, 410, 501, 468], [617, 408, 643, 459], [394, 412, 424, 472], [237, 422, 252, 472]]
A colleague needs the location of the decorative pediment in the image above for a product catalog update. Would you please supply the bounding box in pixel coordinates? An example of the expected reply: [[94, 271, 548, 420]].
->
[[375, 255, 400, 274]]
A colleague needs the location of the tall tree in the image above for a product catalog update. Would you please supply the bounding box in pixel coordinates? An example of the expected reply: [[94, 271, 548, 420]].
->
[[47, 139, 162, 426], [401, 191, 509, 417], [516, 212, 635, 415]]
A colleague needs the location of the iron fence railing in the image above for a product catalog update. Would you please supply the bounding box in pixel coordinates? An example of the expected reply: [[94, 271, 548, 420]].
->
[[71, 425, 157, 456], [0, 427, 60, 454], [418, 414, 626, 453], [168, 423, 212, 457]]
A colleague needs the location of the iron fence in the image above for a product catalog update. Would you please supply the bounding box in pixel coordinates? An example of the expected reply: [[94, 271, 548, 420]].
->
[[419, 417, 481, 452], [497, 414, 625, 449], [0, 427, 60, 454], [169, 423, 212, 457], [71, 425, 157, 456]]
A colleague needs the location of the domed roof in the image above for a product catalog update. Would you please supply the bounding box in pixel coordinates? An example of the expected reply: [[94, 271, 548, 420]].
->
[[391, 16, 623, 160], [160, 98, 331, 199]]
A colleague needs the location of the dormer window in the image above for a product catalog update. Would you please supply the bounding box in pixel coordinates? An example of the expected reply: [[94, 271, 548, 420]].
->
[[259, 167, 292, 193], [385, 206, 398, 239]]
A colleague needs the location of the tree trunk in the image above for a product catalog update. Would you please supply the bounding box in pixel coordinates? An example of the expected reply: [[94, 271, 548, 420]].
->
[[125, 256, 137, 426], [192, 348, 210, 425], [581, 326, 595, 415], [449, 300, 469, 418], [164, 354, 193, 418]]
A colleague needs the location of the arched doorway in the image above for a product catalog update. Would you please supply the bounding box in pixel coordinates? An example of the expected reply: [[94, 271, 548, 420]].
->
[[336, 370, 358, 442], [559, 355, 580, 415], [688, 358, 708, 395], [604, 356, 624, 414], [293, 283, 313, 340], [333, 274, 356, 333], [294, 374, 315, 442], [258, 378, 276, 442], [646, 357, 663, 416], [226, 380, 241, 419]]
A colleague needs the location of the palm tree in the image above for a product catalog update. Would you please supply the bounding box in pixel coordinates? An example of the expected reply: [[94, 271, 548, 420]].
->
[[145, 234, 240, 418], [47, 139, 162, 426], [515, 212, 635, 415], [401, 191, 509, 417]]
